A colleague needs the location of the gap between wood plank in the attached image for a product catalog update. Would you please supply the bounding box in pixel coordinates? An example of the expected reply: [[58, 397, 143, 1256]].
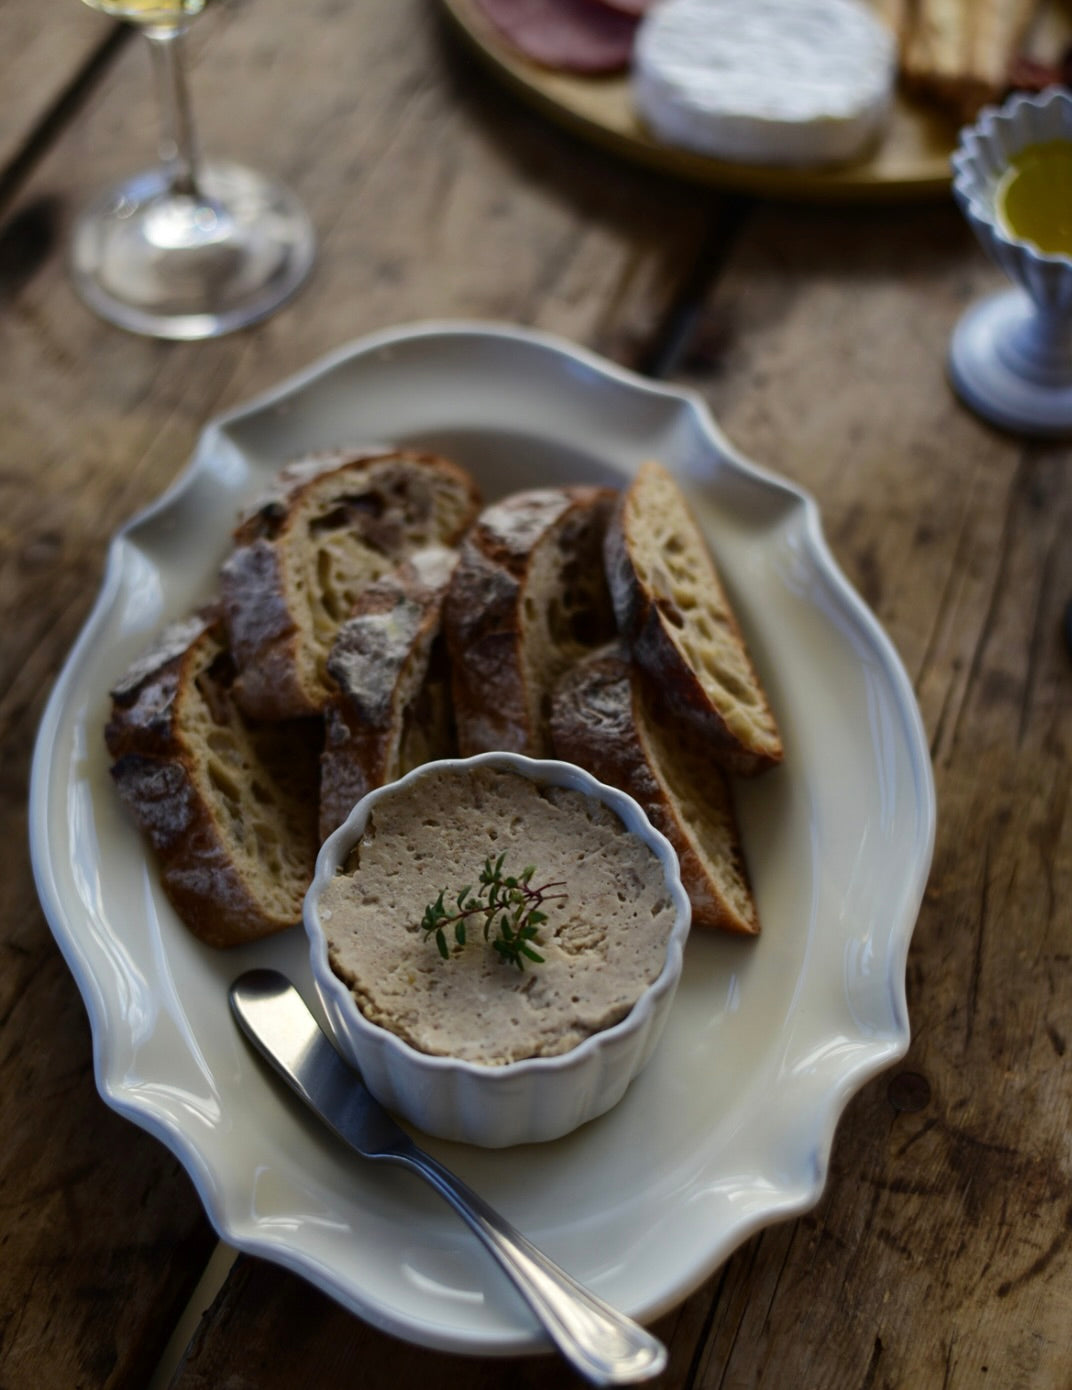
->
[[145, 1241, 239, 1390], [0, 23, 130, 222], [637, 194, 756, 381]]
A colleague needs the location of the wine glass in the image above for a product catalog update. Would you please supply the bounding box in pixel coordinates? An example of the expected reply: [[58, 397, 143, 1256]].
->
[[71, 0, 315, 339]]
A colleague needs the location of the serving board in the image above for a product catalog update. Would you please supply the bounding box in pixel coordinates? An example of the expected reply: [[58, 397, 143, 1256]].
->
[[441, 0, 1070, 203]]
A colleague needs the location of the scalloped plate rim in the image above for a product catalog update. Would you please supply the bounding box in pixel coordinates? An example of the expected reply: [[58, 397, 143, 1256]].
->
[[29, 319, 935, 1354]]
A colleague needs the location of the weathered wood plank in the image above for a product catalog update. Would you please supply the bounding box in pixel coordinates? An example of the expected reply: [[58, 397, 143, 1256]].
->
[[163, 1256, 711, 1390], [0, 3, 123, 192], [0, 0, 718, 1386], [0, 18, 218, 1390], [668, 200, 1072, 1389], [0, 954, 219, 1390]]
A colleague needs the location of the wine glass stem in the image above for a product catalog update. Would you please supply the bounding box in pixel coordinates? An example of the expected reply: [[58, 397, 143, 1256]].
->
[[145, 23, 200, 199]]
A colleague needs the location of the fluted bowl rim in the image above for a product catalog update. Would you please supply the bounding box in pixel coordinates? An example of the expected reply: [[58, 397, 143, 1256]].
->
[[951, 85, 1072, 270]]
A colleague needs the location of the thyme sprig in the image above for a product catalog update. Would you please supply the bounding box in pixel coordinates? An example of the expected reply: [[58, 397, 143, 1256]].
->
[[420, 853, 566, 970]]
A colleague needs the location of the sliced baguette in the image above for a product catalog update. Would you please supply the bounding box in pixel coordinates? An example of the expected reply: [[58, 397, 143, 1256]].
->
[[604, 460, 782, 776], [105, 610, 321, 948], [899, 0, 1038, 121], [319, 546, 458, 839], [220, 449, 481, 722], [444, 486, 619, 757], [550, 644, 759, 934]]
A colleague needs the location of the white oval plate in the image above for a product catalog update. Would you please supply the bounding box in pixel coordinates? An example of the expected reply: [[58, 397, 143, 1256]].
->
[[30, 322, 935, 1355]]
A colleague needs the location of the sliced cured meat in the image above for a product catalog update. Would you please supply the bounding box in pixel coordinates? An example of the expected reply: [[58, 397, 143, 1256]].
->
[[589, 0, 656, 14], [473, 0, 638, 73]]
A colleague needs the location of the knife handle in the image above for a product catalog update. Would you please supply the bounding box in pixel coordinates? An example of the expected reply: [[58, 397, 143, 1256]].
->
[[388, 1140, 667, 1386]]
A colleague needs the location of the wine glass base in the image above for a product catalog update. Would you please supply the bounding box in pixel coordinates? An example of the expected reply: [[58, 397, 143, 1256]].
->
[[949, 288, 1072, 438], [71, 161, 315, 340]]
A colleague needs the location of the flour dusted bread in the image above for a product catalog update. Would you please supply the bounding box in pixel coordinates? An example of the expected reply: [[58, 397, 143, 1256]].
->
[[445, 487, 618, 756], [605, 461, 782, 775], [551, 644, 759, 934], [106, 446, 780, 951], [105, 610, 321, 948], [220, 449, 481, 722], [319, 546, 458, 839]]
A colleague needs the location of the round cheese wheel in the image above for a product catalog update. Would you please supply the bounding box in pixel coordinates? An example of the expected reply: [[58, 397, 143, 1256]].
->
[[632, 0, 897, 167]]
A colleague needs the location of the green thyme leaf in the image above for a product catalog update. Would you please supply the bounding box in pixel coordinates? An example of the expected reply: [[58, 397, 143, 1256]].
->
[[419, 854, 566, 970]]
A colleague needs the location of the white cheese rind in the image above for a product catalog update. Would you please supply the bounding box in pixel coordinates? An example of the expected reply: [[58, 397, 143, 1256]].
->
[[632, 0, 897, 167]]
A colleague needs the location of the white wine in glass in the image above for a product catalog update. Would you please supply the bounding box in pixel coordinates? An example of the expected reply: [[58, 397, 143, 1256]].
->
[[82, 0, 207, 22], [71, 0, 315, 338]]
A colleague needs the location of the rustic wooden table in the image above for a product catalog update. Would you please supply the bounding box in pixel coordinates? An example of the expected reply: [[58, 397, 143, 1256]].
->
[[3, 2, 1071, 1386]]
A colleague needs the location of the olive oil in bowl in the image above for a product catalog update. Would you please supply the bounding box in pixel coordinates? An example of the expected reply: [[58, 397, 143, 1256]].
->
[[996, 140, 1072, 259]]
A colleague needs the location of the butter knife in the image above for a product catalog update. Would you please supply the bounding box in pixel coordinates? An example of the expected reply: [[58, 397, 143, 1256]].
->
[[229, 969, 668, 1387]]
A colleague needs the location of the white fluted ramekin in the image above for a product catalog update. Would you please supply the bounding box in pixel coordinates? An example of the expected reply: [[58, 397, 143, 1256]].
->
[[948, 86, 1072, 434], [952, 85, 1072, 308], [305, 752, 691, 1147]]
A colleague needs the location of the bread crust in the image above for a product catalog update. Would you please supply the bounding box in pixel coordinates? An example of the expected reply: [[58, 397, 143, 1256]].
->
[[897, 0, 1038, 121], [319, 547, 458, 839], [220, 449, 481, 721], [105, 612, 320, 948], [604, 461, 782, 776], [550, 644, 759, 934], [444, 486, 617, 756]]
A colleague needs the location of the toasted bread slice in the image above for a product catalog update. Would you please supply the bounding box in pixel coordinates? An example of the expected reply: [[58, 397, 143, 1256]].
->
[[105, 611, 321, 948], [899, 0, 1038, 119], [604, 461, 782, 776], [444, 486, 618, 756], [319, 546, 458, 839], [550, 644, 759, 934], [220, 449, 481, 721]]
